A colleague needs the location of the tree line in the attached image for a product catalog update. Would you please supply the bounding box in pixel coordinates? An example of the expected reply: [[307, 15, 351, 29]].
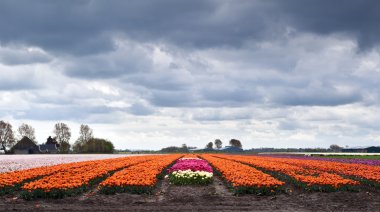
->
[[0, 120, 114, 154], [205, 138, 242, 150]]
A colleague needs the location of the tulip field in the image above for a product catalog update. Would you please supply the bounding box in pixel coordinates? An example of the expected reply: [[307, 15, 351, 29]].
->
[[1, 153, 380, 210]]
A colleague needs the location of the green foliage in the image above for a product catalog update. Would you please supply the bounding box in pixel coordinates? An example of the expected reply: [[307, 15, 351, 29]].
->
[[206, 142, 213, 149], [229, 139, 242, 148], [59, 141, 71, 154], [160, 145, 189, 153], [0, 120, 16, 153], [214, 139, 222, 149], [73, 138, 114, 153], [168, 172, 213, 185]]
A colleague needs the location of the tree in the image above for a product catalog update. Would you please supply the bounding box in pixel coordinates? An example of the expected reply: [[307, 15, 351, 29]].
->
[[73, 124, 94, 153], [80, 138, 114, 153], [206, 142, 213, 149], [53, 123, 71, 153], [229, 139, 242, 148], [329, 144, 342, 152], [160, 146, 181, 153], [79, 124, 93, 143], [214, 139, 222, 149], [181, 143, 189, 153], [0, 121, 15, 153], [18, 123, 36, 143]]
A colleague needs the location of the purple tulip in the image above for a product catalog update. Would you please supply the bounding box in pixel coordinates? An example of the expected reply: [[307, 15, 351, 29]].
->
[[257, 154, 380, 166]]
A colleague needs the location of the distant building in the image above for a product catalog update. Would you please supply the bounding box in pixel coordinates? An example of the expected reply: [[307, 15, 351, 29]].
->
[[11, 136, 60, 154], [11, 136, 39, 154], [39, 144, 59, 154], [342, 146, 380, 153], [219, 146, 244, 153], [42, 136, 59, 153]]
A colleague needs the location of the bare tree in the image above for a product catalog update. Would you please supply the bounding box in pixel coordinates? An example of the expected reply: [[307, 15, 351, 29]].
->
[[0, 121, 16, 153], [214, 139, 222, 149], [53, 123, 71, 153], [18, 123, 36, 143], [229, 139, 242, 148], [79, 124, 93, 143], [73, 124, 94, 153]]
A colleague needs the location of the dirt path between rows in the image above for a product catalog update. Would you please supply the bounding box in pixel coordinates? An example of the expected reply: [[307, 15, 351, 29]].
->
[[1, 176, 380, 211]]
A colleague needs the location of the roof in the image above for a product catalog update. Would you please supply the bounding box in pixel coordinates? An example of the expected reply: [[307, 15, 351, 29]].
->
[[12, 136, 38, 150]]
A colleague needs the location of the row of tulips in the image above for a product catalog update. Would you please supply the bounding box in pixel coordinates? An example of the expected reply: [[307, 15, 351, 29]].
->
[[20, 156, 156, 199], [99, 154, 182, 194], [0, 159, 104, 195], [258, 154, 380, 166], [167, 158, 213, 185], [201, 155, 284, 195], [257, 156, 380, 187], [215, 155, 359, 191]]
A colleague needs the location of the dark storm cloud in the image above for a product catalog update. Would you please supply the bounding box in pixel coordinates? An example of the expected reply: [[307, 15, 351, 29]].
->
[[64, 45, 152, 78], [274, 0, 380, 50], [1, 0, 379, 56], [0, 0, 277, 55], [1, 0, 379, 118]]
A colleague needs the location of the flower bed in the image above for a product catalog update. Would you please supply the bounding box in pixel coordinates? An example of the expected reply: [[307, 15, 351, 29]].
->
[[99, 155, 182, 194], [0, 160, 97, 195], [216, 155, 359, 191], [201, 155, 284, 195], [167, 158, 213, 185], [256, 156, 380, 187], [258, 154, 380, 166], [20, 156, 155, 199]]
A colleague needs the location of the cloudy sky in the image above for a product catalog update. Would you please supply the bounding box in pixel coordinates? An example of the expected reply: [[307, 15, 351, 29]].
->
[[1, 0, 380, 150]]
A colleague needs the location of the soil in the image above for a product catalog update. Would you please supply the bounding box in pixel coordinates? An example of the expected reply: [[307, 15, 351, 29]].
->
[[1, 176, 379, 211]]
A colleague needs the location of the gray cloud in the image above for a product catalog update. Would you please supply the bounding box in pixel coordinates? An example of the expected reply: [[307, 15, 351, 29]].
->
[[274, 0, 380, 50], [64, 41, 152, 78], [0, 0, 379, 58], [14, 105, 113, 121], [0, 46, 52, 65], [1, 0, 380, 149], [128, 102, 155, 116]]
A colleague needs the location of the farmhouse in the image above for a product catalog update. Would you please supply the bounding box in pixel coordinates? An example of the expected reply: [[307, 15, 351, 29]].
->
[[11, 136, 60, 154], [11, 136, 39, 154]]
